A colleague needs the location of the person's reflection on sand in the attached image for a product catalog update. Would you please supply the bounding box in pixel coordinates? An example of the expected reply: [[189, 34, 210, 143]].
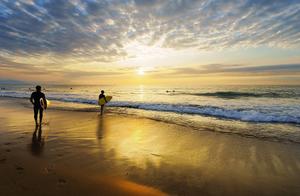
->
[[31, 124, 45, 156], [97, 116, 104, 140]]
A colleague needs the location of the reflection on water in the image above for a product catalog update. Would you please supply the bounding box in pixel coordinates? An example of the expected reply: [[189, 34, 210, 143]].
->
[[97, 116, 104, 140], [138, 85, 145, 101], [93, 115, 300, 194], [1, 97, 300, 195], [30, 124, 45, 156], [96, 116, 177, 169], [95, 116, 217, 171]]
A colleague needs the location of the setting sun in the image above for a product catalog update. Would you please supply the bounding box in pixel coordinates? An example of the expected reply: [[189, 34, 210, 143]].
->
[[137, 68, 145, 76]]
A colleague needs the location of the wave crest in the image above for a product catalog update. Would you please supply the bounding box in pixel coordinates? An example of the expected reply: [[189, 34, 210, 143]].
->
[[185, 91, 297, 99], [1, 91, 299, 124]]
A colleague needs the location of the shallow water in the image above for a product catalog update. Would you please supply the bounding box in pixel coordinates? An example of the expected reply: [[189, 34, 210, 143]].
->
[[1, 84, 300, 143]]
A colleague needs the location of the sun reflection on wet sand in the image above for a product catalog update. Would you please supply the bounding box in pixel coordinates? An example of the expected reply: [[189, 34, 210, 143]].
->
[[1, 98, 300, 195], [96, 115, 211, 170]]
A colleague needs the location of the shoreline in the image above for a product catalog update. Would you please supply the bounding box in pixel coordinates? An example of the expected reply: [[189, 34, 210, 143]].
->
[[1, 96, 300, 145], [0, 97, 300, 195]]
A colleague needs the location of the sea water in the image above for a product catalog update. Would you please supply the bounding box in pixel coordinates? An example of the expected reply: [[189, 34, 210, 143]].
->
[[1, 84, 300, 143]]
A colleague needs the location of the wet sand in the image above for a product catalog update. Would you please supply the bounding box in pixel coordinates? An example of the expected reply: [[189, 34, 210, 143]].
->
[[0, 97, 300, 196]]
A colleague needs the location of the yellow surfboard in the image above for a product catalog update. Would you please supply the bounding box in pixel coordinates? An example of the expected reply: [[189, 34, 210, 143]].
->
[[98, 96, 112, 105]]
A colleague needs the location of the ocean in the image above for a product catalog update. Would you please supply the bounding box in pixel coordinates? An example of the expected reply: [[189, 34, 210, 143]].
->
[[1, 84, 299, 143]]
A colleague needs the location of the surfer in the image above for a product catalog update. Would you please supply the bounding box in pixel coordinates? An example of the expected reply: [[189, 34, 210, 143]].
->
[[30, 85, 47, 125], [99, 90, 107, 115]]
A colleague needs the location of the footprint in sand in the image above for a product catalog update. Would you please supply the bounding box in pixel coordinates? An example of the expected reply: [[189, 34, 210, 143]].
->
[[5, 149, 11, 153], [42, 122, 50, 126], [58, 178, 67, 186], [57, 154, 63, 157], [16, 166, 24, 170], [44, 166, 56, 175], [0, 158, 6, 163], [150, 153, 162, 157], [15, 166, 24, 174]]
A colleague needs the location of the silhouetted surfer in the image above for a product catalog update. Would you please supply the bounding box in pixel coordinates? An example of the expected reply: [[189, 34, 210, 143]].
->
[[30, 85, 47, 125], [99, 90, 107, 115]]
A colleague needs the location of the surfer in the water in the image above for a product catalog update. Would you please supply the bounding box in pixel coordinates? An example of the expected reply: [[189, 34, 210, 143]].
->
[[99, 90, 107, 115], [30, 85, 47, 125]]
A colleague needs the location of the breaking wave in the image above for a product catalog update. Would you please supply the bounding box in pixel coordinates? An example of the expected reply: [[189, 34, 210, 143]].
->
[[183, 91, 299, 99], [1, 91, 299, 124]]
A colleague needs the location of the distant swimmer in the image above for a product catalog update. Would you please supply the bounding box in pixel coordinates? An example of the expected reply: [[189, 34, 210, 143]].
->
[[98, 90, 107, 116], [30, 85, 47, 125], [166, 90, 175, 93]]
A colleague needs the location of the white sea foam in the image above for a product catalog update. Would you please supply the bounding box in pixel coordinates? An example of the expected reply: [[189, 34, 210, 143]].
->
[[1, 91, 299, 124], [1, 86, 300, 143]]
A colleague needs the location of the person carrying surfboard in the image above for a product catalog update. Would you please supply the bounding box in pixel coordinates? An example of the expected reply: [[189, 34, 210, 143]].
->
[[99, 90, 107, 115], [30, 85, 47, 125]]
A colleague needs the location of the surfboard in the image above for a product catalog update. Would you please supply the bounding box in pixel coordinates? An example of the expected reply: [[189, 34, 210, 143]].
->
[[98, 96, 112, 105], [40, 98, 50, 109]]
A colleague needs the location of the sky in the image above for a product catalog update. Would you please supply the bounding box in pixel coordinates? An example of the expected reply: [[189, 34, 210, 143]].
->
[[0, 0, 299, 85]]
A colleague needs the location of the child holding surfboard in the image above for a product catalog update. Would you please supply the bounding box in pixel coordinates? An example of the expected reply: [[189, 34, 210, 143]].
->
[[98, 90, 112, 115], [30, 85, 47, 125], [98, 90, 107, 115]]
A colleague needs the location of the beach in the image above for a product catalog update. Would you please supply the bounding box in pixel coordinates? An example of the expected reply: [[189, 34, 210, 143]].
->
[[1, 0, 299, 195], [0, 97, 300, 196]]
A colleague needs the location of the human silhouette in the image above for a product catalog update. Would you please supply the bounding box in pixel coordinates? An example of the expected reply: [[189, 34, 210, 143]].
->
[[99, 90, 107, 115], [30, 85, 47, 125]]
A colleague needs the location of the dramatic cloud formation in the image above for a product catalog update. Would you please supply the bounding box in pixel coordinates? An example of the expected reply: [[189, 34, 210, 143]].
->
[[0, 0, 299, 84]]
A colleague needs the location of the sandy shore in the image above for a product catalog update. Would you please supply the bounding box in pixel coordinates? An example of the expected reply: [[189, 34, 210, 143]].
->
[[0, 97, 300, 196]]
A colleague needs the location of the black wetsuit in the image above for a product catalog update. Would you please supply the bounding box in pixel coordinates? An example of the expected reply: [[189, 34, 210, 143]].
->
[[30, 91, 46, 122]]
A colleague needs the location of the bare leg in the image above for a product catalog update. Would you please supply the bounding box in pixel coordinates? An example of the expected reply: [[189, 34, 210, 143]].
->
[[34, 107, 38, 125], [39, 108, 43, 124], [100, 105, 104, 115]]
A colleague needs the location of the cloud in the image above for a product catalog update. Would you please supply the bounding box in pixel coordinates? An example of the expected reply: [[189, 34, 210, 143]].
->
[[0, 0, 299, 66], [168, 63, 300, 76], [134, 0, 159, 7], [0, 56, 127, 82]]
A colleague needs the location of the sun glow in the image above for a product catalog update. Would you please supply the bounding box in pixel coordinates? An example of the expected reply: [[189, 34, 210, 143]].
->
[[120, 41, 178, 67], [137, 67, 145, 76]]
